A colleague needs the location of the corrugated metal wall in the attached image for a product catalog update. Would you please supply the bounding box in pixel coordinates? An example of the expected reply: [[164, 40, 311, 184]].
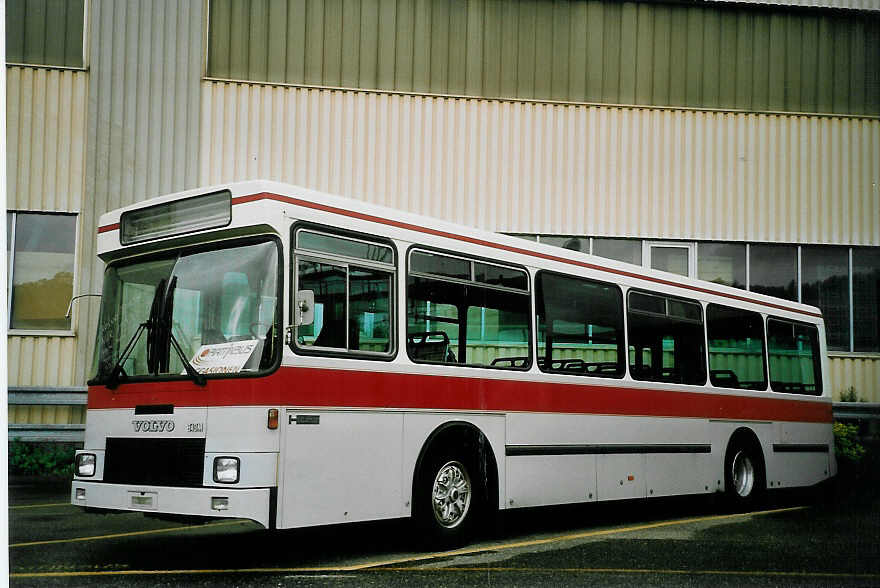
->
[[829, 355, 880, 400], [75, 0, 204, 384], [8, 405, 86, 427], [7, 337, 78, 387], [6, 66, 88, 389], [207, 0, 880, 116], [6, 67, 87, 212], [200, 82, 880, 246], [5, 0, 86, 67]]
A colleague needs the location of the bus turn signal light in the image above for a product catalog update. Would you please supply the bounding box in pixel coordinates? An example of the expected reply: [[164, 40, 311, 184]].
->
[[268, 408, 279, 430]]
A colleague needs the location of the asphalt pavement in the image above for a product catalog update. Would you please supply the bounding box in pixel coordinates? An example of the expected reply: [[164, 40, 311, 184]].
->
[[8, 474, 880, 587]]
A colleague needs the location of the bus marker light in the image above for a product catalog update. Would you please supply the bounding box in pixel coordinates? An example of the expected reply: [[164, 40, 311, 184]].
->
[[211, 497, 229, 511], [267, 409, 279, 430]]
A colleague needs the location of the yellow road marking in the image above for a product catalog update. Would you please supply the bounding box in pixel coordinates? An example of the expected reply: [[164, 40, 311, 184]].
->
[[11, 506, 811, 577], [10, 520, 247, 548], [10, 502, 72, 510]]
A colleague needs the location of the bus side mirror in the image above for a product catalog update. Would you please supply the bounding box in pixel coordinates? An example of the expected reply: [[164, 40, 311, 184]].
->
[[295, 290, 315, 326]]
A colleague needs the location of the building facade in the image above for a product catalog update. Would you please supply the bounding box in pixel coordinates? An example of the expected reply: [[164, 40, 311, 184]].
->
[[6, 0, 880, 441]]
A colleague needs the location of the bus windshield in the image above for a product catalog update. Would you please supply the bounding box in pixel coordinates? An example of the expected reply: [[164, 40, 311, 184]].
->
[[91, 238, 280, 384]]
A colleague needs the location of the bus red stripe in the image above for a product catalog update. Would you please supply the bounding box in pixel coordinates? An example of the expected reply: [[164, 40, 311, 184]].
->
[[86, 367, 832, 424]]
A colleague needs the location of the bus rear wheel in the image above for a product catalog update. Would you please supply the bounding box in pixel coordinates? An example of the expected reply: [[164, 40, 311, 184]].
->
[[416, 450, 483, 547], [724, 440, 765, 510]]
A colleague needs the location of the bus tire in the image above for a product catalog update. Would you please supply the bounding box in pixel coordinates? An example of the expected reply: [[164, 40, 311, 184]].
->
[[415, 448, 483, 547], [724, 436, 765, 511]]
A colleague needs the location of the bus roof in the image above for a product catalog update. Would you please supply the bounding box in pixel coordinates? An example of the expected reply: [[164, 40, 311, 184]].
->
[[97, 179, 824, 322]]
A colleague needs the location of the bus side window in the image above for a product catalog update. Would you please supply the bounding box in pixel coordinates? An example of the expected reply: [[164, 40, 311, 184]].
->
[[293, 228, 395, 356], [627, 291, 706, 385], [767, 319, 822, 395], [298, 260, 347, 349], [535, 272, 625, 378], [407, 249, 531, 369], [707, 304, 767, 391]]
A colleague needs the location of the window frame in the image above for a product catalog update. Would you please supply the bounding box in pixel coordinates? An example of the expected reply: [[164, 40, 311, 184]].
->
[[7, 210, 80, 336], [290, 222, 398, 361], [5, 0, 90, 70], [405, 244, 532, 371]]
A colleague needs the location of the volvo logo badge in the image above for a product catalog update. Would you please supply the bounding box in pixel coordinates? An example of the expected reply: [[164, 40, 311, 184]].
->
[[132, 420, 175, 433]]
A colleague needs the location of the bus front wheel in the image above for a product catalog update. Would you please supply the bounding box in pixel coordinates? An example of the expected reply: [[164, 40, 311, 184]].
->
[[415, 450, 483, 546]]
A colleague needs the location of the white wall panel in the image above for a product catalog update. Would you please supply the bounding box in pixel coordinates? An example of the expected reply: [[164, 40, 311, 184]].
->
[[200, 82, 880, 247], [6, 67, 87, 212]]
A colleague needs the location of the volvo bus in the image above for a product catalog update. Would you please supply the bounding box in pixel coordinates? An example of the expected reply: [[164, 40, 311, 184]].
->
[[72, 180, 834, 544]]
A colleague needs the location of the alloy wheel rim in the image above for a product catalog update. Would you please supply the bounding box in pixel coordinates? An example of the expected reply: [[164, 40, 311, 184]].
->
[[432, 461, 472, 528]]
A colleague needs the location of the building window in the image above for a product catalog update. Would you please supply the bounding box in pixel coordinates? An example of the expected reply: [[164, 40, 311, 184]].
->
[[592, 238, 642, 265], [540, 236, 588, 253], [853, 248, 880, 353], [749, 244, 798, 302], [801, 246, 850, 351], [7, 212, 77, 331], [698, 243, 746, 289], [527, 234, 880, 353], [5, 0, 86, 68]]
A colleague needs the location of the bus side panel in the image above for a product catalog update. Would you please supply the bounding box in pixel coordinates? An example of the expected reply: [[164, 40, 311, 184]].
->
[[401, 413, 507, 515], [506, 413, 716, 506], [507, 455, 597, 507], [767, 421, 835, 488], [278, 409, 404, 528]]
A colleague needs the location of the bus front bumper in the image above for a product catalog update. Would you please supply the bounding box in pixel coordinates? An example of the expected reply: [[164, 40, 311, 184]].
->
[[71, 481, 272, 528]]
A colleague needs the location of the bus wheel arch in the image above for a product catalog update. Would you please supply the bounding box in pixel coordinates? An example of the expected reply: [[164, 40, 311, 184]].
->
[[412, 422, 499, 545], [723, 428, 766, 509]]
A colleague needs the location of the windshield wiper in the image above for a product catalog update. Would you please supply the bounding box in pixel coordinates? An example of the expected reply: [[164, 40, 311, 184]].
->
[[161, 276, 206, 387], [98, 278, 167, 390]]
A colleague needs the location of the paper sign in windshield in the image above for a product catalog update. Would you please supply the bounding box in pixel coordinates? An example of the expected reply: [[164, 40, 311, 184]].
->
[[188, 341, 258, 374]]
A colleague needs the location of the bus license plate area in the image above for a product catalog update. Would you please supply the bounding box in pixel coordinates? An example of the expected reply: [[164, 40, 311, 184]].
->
[[128, 491, 158, 510]]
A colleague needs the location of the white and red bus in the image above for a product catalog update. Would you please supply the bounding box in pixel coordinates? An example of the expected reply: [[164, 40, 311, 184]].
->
[[72, 181, 834, 544]]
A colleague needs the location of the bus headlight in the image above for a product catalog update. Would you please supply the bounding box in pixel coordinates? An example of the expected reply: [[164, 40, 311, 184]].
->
[[76, 453, 96, 477], [213, 456, 240, 484]]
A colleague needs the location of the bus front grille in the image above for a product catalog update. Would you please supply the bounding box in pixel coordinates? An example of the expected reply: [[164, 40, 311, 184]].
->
[[103, 438, 205, 487]]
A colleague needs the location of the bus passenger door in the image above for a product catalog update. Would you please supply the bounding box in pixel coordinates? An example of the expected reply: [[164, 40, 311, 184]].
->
[[279, 409, 405, 528]]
